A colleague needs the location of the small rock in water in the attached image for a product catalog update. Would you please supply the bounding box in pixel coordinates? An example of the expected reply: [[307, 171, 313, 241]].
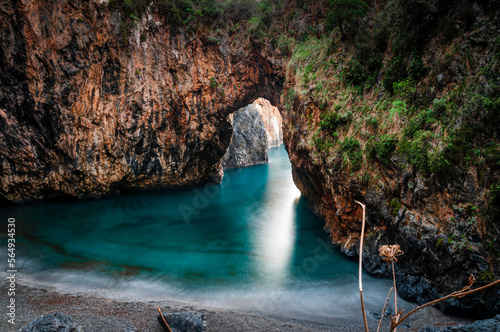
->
[[20, 312, 82, 332], [369, 311, 382, 320], [385, 307, 393, 317], [157, 311, 206, 332]]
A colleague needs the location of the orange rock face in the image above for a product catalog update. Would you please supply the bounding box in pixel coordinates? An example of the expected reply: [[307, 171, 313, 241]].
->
[[0, 0, 283, 202]]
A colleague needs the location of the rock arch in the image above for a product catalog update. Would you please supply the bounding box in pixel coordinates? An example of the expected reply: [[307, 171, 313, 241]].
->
[[0, 0, 284, 202]]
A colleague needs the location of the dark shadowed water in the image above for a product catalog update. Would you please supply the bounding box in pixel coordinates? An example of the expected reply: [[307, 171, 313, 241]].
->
[[0, 146, 395, 324]]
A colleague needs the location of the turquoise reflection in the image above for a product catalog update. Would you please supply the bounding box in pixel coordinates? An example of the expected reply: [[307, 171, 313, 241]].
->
[[0, 146, 393, 324]]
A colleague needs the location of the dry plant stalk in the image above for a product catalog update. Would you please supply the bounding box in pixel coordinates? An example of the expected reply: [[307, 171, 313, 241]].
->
[[156, 306, 174, 332], [391, 275, 500, 331], [354, 200, 369, 332], [352, 204, 500, 332], [377, 287, 393, 332], [379, 244, 404, 330]]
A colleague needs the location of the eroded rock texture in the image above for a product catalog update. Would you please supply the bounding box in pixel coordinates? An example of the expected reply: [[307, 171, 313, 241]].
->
[[222, 104, 268, 168], [0, 0, 283, 202], [222, 98, 282, 168], [254, 97, 282, 147]]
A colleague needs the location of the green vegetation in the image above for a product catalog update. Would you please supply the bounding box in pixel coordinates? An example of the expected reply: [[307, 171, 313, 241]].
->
[[479, 270, 495, 282], [107, 0, 267, 41], [390, 198, 402, 216], [435, 238, 445, 250], [326, 0, 368, 40], [107, 0, 499, 233], [375, 135, 398, 164], [339, 137, 363, 171], [209, 76, 217, 89], [275, 0, 499, 240], [319, 111, 352, 135]]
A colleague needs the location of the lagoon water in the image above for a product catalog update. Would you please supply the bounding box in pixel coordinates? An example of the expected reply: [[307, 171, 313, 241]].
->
[[0, 146, 395, 324]]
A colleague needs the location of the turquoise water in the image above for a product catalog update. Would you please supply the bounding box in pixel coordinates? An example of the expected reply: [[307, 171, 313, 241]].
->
[[0, 146, 393, 323]]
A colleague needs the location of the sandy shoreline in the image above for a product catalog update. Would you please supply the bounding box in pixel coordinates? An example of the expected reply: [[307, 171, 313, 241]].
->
[[0, 274, 473, 332]]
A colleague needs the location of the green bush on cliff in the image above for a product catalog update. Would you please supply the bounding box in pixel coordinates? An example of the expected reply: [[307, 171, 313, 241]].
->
[[393, 78, 416, 101], [399, 130, 432, 175], [277, 34, 295, 56], [319, 111, 352, 134], [389, 99, 408, 117], [339, 137, 363, 171], [341, 59, 368, 88], [382, 54, 408, 94], [408, 52, 426, 80], [209, 76, 217, 89], [389, 198, 402, 216], [314, 134, 335, 151], [428, 149, 452, 176], [375, 135, 398, 164], [325, 0, 368, 40], [199, 0, 222, 19], [435, 238, 445, 250]]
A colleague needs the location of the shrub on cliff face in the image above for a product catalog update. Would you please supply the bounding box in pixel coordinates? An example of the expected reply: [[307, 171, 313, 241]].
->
[[339, 136, 363, 170], [341, 58, 368, 88], [383, 54, 408, 94], [375, 135, 398, 165], [319, 111, 352, 134], [399, 130, 432, 174], [325, 0, 368, 40]]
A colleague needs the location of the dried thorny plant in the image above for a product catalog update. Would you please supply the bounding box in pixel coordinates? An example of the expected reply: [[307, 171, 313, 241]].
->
[[379, 245, 404, 331], [379, 245, 404, 263]]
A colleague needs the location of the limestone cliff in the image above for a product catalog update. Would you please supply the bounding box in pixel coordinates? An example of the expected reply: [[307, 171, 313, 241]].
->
[[0, 0, 283, 203]]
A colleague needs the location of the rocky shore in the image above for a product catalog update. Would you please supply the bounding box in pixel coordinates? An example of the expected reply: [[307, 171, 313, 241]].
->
[[0, 275, 474, 332]]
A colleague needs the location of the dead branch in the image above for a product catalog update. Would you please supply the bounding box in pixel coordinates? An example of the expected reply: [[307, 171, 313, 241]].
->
[[391, 277, 500, 331], [156, 306, 174, 332]]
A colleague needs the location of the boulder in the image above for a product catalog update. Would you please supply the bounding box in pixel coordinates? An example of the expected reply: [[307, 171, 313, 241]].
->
[[419, 314, 500, 331], [157, 311, 205, 332], [222, 104, 269, 168], [20, 312, 82, 332]]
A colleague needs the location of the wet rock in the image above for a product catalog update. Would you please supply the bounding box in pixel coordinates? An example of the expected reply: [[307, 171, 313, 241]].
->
[[222, 104, 269, 168], [419, 328, 442, 332], [368, 310, 382, 320], [20, 312, 82, 332], [420, 314, 500, 331], [157, 311, 206, 332]]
